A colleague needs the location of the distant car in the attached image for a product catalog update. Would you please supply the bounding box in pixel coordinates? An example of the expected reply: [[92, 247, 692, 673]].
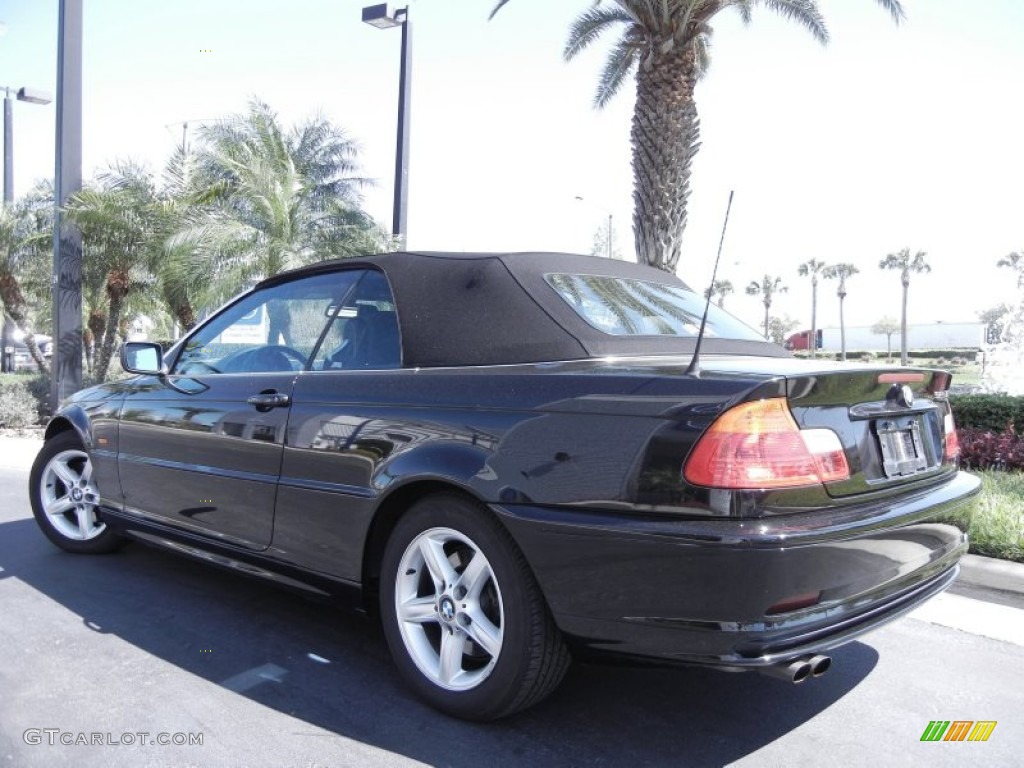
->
[[29, 252, 979, 720], [8, 334, 51, 371]]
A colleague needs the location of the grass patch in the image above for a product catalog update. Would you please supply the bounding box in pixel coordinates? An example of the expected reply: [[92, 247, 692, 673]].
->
[[969, 470, 1024, 563]]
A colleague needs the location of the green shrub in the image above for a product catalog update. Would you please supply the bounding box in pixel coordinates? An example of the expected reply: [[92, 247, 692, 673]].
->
[[906, 349, 979, 362], [950, 394, 1024, 432], [0, 379, 39, 428], [0, 373, 50, 425]]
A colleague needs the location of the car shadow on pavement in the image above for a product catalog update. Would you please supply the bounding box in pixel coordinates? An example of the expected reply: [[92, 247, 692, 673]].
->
[[0, 517, 879, 767]]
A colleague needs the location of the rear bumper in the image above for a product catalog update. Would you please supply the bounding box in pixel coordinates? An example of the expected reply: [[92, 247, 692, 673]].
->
[[493, 470, 980, 667]]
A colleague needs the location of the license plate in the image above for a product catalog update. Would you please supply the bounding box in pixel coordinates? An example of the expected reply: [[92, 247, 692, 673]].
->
[[876, 418, 928, 478]]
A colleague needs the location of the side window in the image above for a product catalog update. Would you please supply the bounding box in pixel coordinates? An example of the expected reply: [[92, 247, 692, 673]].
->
[[173, 271, 362, 375], [313, 270, 402, 370]]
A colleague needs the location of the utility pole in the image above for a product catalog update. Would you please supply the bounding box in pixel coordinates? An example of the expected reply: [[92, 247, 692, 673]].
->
[[51, 0, 84, 409]]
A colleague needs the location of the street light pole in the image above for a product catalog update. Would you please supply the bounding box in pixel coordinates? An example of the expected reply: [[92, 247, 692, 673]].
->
[[51, 0, 84, 409], [2, 90, 10, 374], [394, 8, 411, 248], [3, 92, 12, 202], [1, 84, 54, 372], [2, 86, 53, 201], [362, 4, 411, 250]]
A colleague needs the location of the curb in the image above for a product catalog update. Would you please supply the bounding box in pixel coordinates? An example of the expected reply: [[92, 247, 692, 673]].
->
[[959, 554, 1024, 597]]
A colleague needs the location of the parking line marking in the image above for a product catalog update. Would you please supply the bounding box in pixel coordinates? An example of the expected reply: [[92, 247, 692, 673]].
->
[[219, 663, 288, 692]]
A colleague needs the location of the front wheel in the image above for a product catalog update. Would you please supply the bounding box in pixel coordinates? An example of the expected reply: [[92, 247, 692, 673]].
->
[[29, 431, 124, 554], [380, 494, 569, 720]]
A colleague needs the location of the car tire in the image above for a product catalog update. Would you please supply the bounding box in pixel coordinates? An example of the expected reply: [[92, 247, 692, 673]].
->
[[380, 493, 570, 720], [29, 431, 123, 554]]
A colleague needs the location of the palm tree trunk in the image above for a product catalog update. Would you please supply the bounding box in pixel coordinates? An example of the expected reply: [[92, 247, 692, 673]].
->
[[86, 310, 106, 376], [83, 329, 93, 374], [174, 302, 196, 333], [900, 281, 909, 365], [763, 301, 770, 340], [0, 272, 50, 374], [839, 296, 847, 361], [268, 302, 292, 346], [25, 335, 48, 372], [810, 282, 818, 359], [96, 289, 126, 381], [631, 48, 699, 273]]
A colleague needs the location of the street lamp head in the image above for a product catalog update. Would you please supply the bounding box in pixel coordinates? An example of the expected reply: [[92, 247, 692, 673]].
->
[[16, 87, 52, 105], [362, 3, 405, 29]]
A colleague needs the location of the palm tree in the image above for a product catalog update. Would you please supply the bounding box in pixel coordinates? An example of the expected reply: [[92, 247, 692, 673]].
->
[[704, 278, 733, 308], [170, 100, 388, 308], [490, 1, 904, 272], [822, 263, 858, 361], [746, 274, 787, 340], [871, 316, 899, 361], [879, 248, 929, 365], [156, 145, 209, 333], [0, 199, 52, 372], [797, 259, 827, 357], [64, 161, 164, 381], [997, 251, 1024, 289]]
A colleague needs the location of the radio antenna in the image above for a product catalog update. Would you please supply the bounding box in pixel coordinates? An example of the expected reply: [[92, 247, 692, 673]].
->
[[685, 190, 735, 378]]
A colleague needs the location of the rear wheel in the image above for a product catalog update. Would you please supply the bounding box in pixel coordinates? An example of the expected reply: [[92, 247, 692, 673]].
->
[[29, 431, 123, 554], [380, 494, 569, 720]]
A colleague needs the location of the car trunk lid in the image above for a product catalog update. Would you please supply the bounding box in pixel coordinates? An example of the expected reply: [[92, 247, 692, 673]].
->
[[718, 361, 958, 499]]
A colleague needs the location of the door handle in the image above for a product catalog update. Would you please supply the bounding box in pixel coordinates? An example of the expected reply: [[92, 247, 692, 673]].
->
[[247, 391, 291, 412]]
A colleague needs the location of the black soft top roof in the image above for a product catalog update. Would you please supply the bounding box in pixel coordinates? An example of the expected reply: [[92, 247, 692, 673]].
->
[[269, 251, 786, 367]]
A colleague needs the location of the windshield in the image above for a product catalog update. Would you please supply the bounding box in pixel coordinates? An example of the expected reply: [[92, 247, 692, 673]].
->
[[545, 273, 765, 341]]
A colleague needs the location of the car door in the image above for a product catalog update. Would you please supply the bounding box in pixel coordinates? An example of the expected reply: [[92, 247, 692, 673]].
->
[[117, 269, 363, 550], [268, 268, 406, 577]]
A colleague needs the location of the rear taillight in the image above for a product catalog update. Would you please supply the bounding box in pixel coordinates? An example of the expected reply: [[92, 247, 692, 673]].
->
[[943, 412, 960, 461], [683, 397, 850, 490]]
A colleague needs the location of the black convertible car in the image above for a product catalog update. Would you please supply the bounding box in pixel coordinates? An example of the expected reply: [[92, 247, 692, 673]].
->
[[29, 251, 979, 720]]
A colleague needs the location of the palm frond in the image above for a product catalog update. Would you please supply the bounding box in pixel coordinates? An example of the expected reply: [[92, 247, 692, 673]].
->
[[873, 0, 905, 24], [758, 0, 829, 45], [488, 0, 514, 21], [731, 0, 754, 25], [564, 4, 634, 62], [595, 37, 641, 108]]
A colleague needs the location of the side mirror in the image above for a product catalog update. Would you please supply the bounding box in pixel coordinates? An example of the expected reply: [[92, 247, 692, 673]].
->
[[121, 342, 165, 375]]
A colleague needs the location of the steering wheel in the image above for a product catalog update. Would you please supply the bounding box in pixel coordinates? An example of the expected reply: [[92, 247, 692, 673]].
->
[[247, 345, 307, 372]]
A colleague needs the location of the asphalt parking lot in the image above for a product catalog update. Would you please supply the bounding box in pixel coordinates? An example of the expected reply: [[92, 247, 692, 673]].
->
[[2, 442, 1022, 767]]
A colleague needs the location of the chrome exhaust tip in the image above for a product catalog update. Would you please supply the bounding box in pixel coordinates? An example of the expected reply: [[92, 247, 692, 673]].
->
[[808, 654, 832, 678], [760, 658, 813, 684]]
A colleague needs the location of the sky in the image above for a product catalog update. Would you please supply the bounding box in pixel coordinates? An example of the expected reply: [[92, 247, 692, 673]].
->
[[1, 0, 1022, 336]]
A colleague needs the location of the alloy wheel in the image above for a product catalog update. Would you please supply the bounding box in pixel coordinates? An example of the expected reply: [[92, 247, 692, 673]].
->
[[394, 526, 504, 691], [39, 448, 106, 541]]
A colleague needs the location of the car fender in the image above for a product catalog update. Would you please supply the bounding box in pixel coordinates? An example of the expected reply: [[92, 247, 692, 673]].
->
[[44, 406, 94, 448]]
